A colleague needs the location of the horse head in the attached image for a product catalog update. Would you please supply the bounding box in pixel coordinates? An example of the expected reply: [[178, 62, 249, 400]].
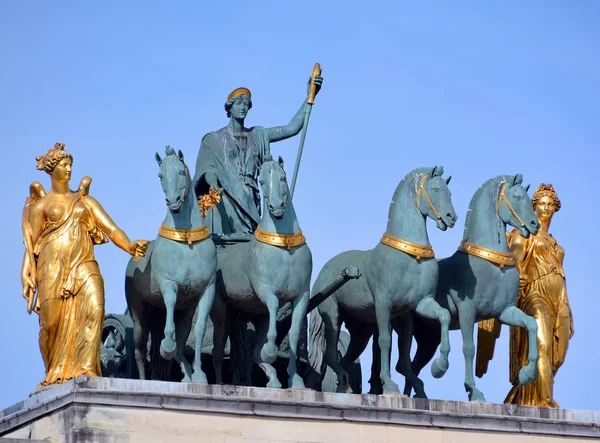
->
[[418, 166, 457, 231], [259, 154, 288, 219], [155, 146, 191, 214], [498, 174, 540, 238]]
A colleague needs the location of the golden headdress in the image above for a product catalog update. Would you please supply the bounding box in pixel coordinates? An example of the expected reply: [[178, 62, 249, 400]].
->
[[227, 87, 251, 101]]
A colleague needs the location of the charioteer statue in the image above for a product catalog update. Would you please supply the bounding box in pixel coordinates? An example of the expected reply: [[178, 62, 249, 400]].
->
[[192, 72, 323, 239]]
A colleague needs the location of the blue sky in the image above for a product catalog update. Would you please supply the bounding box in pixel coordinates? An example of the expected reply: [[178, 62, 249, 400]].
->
[[1, 1, 599, 410]]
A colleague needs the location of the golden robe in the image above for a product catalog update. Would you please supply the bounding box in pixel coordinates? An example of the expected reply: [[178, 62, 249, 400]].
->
[[33, 194, 108, 386], [505, 228, 571, 407]]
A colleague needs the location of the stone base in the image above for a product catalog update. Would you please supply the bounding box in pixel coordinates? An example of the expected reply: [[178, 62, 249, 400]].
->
[[1, 377, 598, 442]]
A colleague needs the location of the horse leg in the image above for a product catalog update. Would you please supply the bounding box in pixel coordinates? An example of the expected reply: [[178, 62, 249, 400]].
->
[[159, 280, 178, 360], [174, 305, 195, 382], [340, 320, 372, 381], [320, 303, 351, 393], [210, 294, 227, 385], [369, 333, 383, 395], [458, 306, 484, 401], [288, 290, 309, 388], [192, 279, 216, 383], [256, 285, 279, 364], [498, 306, 539, 385], [128, 299, 150, 380], [393, 315, 427, 399], [254, 315, 282, 389], [401, 319, 440, 397], [415, 297, 451, 379], [375, 300, 400, 393]]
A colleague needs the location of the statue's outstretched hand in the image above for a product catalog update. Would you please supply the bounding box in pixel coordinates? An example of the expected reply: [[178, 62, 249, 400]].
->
[[306, 75, 323, 98], [129, 240, 150, 262]]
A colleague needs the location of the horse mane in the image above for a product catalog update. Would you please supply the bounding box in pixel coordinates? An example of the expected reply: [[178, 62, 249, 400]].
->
[[387, 167, 433, 223], [463, 174, 513, 240]]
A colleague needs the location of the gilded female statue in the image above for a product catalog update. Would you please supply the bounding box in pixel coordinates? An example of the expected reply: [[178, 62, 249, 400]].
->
[[505, 184, 573, 407], [21, 143, 148, 387]]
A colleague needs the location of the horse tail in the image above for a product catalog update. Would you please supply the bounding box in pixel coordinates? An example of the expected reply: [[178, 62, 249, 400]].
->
[[306, 307, 327, 390]]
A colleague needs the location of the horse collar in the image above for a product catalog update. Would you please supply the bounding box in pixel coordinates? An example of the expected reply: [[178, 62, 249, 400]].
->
[[159, 223, 210, 246], [380, 233, 435, 260], [254, 226, 306, 250], [497, 182, 525, 228], [416, 174, 441, 220], [458, 241, 515, 269]]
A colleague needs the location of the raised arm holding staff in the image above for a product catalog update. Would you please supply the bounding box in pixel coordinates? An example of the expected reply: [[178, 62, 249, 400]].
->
[[193, 66, 323, 238]]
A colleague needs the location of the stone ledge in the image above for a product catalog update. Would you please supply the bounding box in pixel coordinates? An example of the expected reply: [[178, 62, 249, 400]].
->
[[1, 376, 599, 439]]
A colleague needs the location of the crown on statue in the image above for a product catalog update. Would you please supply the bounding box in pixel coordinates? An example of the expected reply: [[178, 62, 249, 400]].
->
[[227, 87, 251, 101]]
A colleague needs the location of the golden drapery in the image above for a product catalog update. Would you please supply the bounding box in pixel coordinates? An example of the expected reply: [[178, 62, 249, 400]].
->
[[505, 228, 571, 407], [32, 194, 108, 386]]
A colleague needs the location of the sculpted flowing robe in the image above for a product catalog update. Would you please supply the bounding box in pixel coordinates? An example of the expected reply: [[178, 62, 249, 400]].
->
[[505, 228, 571, 407], [193, 125, 270, 235], [32, 194, 108, 386]]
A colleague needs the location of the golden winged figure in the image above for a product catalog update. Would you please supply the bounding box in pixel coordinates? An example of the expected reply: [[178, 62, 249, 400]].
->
[[21, 143, 149, 386]]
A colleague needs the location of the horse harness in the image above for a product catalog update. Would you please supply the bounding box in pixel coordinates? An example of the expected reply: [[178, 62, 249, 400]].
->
[[254, 226, 306, 250], [458, 182, 518, 269], [380, 174, 438, 260], [158, 163, 211, 246], [158, 224, 210, 246]]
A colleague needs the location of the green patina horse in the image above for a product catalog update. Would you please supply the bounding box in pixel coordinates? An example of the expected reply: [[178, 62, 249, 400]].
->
[[210, 155, 312, 389], [309, 167, 457, 394], [125, 147, 217, 383], [382, 174, 541, 401]]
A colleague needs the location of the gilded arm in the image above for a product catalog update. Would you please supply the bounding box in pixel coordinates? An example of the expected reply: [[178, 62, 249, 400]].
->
[[84, 196, 148, 257], [509, 231, 529, 287], [21, 199, 45, 303]]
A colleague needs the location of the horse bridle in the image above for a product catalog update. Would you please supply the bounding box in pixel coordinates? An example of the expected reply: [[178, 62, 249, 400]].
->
[[497, 182, 525, 228], [262, 164, 288, 213], [179, 163, 191, 204], [416, 174, 441, 220], [458, 181, 522, 269]]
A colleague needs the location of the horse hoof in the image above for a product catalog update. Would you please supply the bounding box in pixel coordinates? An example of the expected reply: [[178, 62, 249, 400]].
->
[[160, 338, 176, 360], [288, 374, 305, 389], [431, 358, 449, 379], [266, 379, 282, 389], [191, 372, 208, 384], [383, 381, 400, 394], [469, 390, 486, 402], [260, 343, 278, 365], [414, 391, 428, 399], [518, 364, 537, 386]]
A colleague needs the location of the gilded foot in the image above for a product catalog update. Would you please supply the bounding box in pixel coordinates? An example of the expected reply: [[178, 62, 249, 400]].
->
[[336, 374, 352, 393]]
